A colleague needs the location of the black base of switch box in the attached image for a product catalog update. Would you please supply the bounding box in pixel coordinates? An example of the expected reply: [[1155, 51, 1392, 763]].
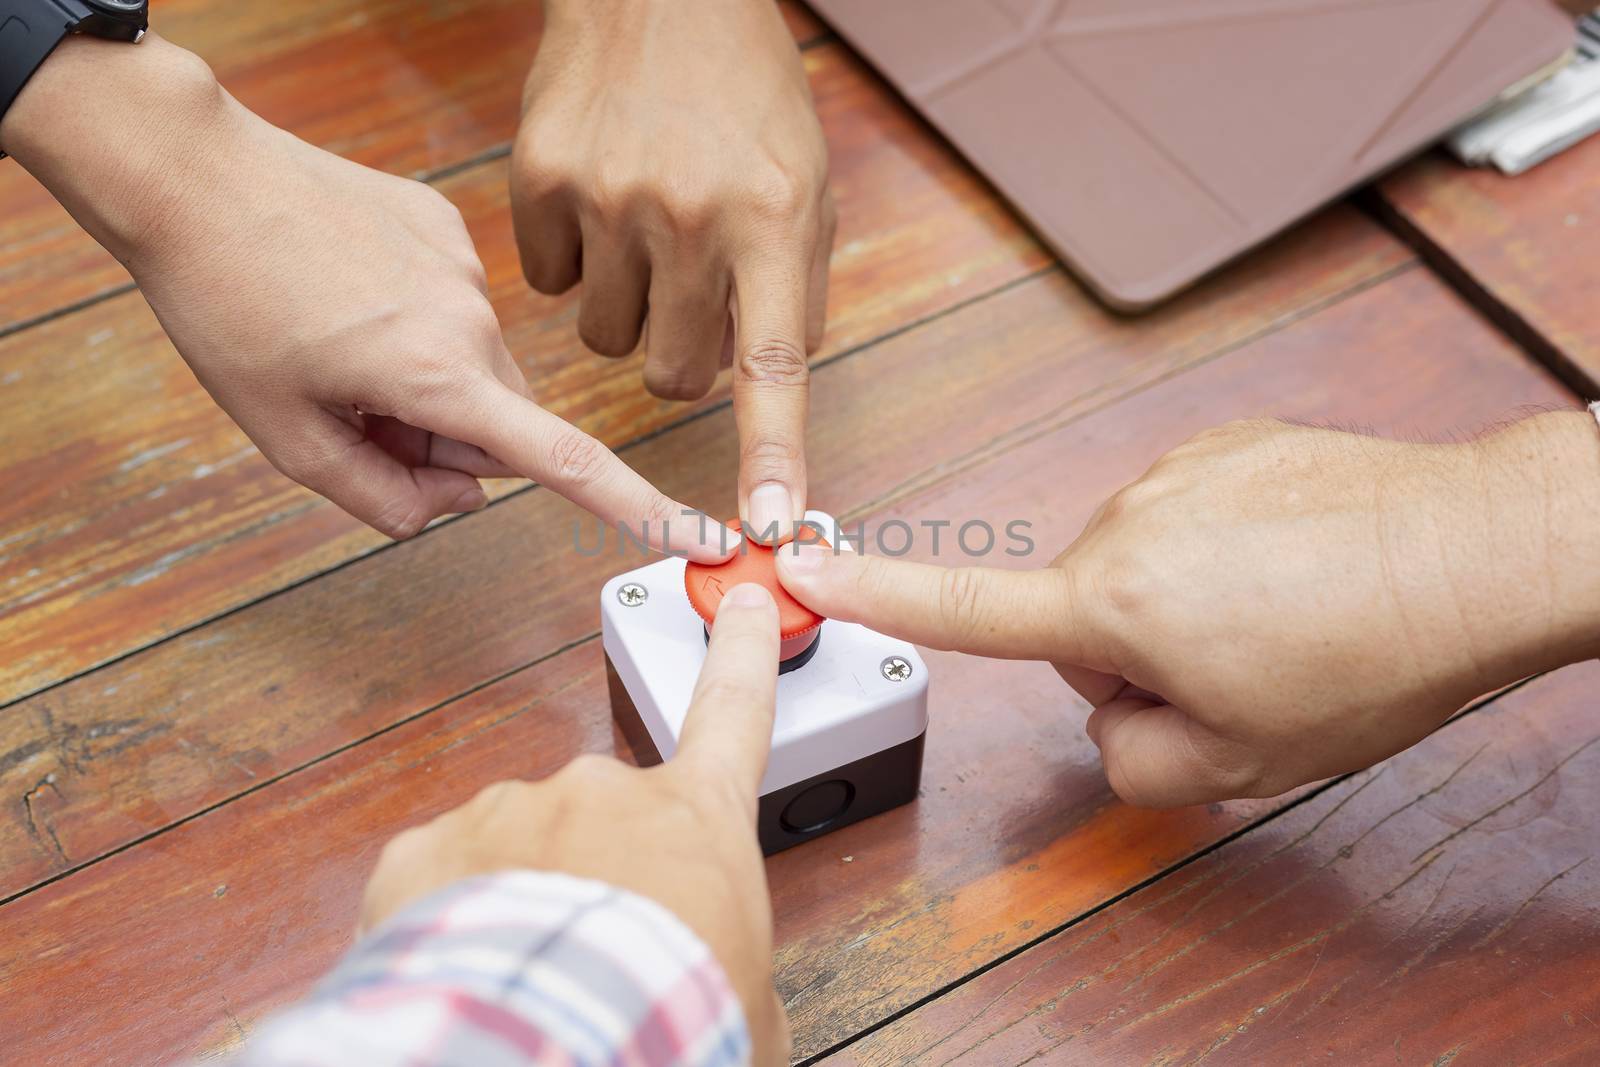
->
[[606, 653, 924, 855]]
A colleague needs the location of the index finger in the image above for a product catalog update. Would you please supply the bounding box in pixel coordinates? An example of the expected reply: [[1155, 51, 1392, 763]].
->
[[732, 248, 813, 545], [674, 583, 781, 803], [775, 546, 1110, 666], [414, 374, 739, 563]]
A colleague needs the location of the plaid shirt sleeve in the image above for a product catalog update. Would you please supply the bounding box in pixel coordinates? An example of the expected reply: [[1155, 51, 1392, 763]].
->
[[222, 870, 752, 1067]]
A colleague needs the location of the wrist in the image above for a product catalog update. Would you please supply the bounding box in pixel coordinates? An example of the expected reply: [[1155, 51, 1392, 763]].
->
[[538, 0, 739, 42], [1447, 411, 1600, 685], [2, 32, 231, 261]]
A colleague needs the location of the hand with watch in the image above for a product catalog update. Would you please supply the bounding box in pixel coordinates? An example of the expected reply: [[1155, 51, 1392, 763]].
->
[[0, 2, 738, 560]]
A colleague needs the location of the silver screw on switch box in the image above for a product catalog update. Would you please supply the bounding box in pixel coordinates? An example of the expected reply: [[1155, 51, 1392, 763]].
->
[[880, 656, 913, 682], [617, 583, 648, 607]]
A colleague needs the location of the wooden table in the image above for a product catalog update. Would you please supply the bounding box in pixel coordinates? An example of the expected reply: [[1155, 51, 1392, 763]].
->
[[2, 4, 1597, 1063]]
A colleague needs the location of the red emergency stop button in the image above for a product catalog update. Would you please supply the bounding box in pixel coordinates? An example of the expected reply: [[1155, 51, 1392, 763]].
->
[[685, 525, 828, 642]]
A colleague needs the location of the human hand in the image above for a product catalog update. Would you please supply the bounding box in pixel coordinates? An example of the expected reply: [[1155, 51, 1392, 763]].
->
[[512, 0, 834, 542], [360, 581, 789, 1063], [3, 34, 733, 558], [777, 416, 1600, 806]]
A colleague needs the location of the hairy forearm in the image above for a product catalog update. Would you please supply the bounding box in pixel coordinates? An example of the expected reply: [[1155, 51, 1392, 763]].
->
[[0, 32, 231, 262]]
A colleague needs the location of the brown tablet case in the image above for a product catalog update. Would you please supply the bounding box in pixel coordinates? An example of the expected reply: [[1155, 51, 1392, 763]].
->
[[809, 0, 1575, 310]]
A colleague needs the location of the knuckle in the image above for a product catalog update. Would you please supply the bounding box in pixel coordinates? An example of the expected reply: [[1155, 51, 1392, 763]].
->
[[1094, 478, 1162, 526], [1112, 475, 1166, 514], [657, 188, 719, 237], [635, 490, 685, 533], [737, 337, 808, 387], [462, 302, 504, 347], [511, 128, 573, 196], [409, 182, 466, 229], [460, 252, 490, 290], [561, 752, 623, 785], [565, 752, 608, 774], [545, 429, 609, 487], [739, 433, 803, 484], [468, 780, 528, 818], [854, 557, 903, 614], [1095, 554, 1155, 624], [373, 502, 431, 541], [613, 491, 681, 550], [1093, 491, 1128, 528], [746, 164, 812, 221], [588, 167, 644, 219]]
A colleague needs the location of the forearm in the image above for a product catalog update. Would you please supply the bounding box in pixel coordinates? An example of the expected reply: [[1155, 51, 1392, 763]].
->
[[0, 32, 231, 262]]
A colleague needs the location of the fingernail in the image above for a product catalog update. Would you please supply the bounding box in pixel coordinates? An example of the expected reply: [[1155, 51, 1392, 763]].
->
[[724, 582, 772, 609], [776, 542, 829, 576], [670, 512, 742, 562], [747, 483, 794, 544], [451, 487, 488, 513], [695, 516, 744, 558]]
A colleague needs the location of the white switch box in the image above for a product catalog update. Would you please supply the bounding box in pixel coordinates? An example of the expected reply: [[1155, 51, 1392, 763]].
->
[[601, 511, 929, 853]]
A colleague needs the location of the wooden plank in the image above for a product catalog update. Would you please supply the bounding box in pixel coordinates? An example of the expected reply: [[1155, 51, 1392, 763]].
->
[[1378, 134, 1600, 394], [779, 0, 827, 42], [0, 207, 1405, 900], [0, 1, 825, 332], [825, 663, 1600, 1067], [0, 268, 1572, 1065], [0, 40, 1051, 704]]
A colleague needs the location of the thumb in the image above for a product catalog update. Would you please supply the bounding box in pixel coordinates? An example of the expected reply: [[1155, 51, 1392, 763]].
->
[[775, 544, 1107, 664], [1086, 698, 1261, 808], [674, 583, 781, 808]]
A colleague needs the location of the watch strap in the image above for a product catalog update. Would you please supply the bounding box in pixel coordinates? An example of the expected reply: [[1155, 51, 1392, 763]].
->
[[0, 0, 132, 157]]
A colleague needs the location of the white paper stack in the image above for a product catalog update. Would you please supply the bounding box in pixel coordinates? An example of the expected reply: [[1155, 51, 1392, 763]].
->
[[1447, 10, 1600, 175]]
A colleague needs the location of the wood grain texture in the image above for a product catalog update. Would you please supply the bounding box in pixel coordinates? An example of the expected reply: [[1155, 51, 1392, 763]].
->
[[0, 1, 825, 332], [0, 40, 1051, 704], [825, 663, 1600, 1067], [0, 205, 1403, 901], [1378, 132, 1600, 395], [0, 267, 1572, 1065]]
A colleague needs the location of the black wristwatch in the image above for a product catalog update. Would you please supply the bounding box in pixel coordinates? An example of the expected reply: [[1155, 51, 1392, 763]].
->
[[0, 0, 148, 154]]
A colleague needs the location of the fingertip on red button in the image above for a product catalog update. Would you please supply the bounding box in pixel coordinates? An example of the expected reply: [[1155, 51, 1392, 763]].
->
[[685, 523, 828, 639]]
